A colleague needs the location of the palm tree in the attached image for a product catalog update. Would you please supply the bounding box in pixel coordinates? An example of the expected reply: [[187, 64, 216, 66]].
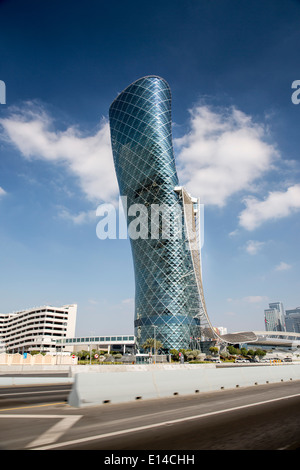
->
[[142, 338, 163, 355]]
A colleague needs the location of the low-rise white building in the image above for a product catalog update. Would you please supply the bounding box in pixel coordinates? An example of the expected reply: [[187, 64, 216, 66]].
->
[[0, 304, 77, 353]]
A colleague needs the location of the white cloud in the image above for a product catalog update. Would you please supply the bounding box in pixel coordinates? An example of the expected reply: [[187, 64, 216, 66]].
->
[[0, 104, 118, 204], [245, 240, 265, 255], [2, 100, 297, 238], [243, 295, 268, 303], [57, 206, 96, 225], [228, 229, 239, 237], [0, 187, 6, 197], [239, 184, 300, 230], [228, 295, 268, 304], [175, 105, 278, 206], [275, 261, 292, 271]]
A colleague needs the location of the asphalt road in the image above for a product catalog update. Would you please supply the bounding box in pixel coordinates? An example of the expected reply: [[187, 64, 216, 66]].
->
[[0, 383, 72, 408], [0, 379, 300, 451]]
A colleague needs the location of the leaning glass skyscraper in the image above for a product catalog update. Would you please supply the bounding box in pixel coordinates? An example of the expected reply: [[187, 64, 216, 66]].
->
[[109, 76, 217, 352]]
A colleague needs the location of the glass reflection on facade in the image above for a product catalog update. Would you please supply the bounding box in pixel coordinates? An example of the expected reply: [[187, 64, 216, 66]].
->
[[109, 76, 217, 351]]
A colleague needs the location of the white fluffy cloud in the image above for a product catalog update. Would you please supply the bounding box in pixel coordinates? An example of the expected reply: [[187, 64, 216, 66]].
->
[[1, 101, 298, 233], [239, 184, 300, 230], [0, 104, 118, 203], [175, 105, 278, 207], [245, 240, 265, 255], [275, 261, 292, 271]]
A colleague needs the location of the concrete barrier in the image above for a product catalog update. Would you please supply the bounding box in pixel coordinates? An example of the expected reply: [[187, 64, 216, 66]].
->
[[68, 364, 300, 407]]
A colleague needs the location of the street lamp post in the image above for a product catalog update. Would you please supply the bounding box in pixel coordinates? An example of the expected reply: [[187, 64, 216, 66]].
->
[[152, 324, 157, 364]]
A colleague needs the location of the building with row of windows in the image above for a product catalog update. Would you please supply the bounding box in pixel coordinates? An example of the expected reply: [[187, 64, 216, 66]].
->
[[285, 307, 300, 333], [264, 302, 300, 333], [57, 335, 135, 355], [0, 304, 77, 353]]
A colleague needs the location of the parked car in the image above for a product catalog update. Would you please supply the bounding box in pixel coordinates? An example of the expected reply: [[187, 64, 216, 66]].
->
[[235, 357, 249, 363]]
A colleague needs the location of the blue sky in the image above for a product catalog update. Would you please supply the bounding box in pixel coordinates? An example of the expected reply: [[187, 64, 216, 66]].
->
[[0, 0, 300, 335]]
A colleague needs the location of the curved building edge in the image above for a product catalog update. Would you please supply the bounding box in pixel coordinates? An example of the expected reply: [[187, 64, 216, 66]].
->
[[109, 75, 171, 108]]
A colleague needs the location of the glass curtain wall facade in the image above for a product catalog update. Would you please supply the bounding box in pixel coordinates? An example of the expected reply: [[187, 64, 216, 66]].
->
[[285, 308, 300, 333], [109, 76, 217, 351], [264, 302, 286, 332]]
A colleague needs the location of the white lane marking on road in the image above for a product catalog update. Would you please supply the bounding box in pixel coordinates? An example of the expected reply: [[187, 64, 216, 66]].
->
[[27, 415, 82, 447], [0, 414, 82, 447], [28, 392, 300, 450]]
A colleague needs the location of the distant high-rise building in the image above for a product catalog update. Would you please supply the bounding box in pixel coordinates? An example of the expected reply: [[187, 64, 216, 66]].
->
[[285, 307, 300, 333], [109, 76, 218, 351], [264, 301, 285, 332]]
